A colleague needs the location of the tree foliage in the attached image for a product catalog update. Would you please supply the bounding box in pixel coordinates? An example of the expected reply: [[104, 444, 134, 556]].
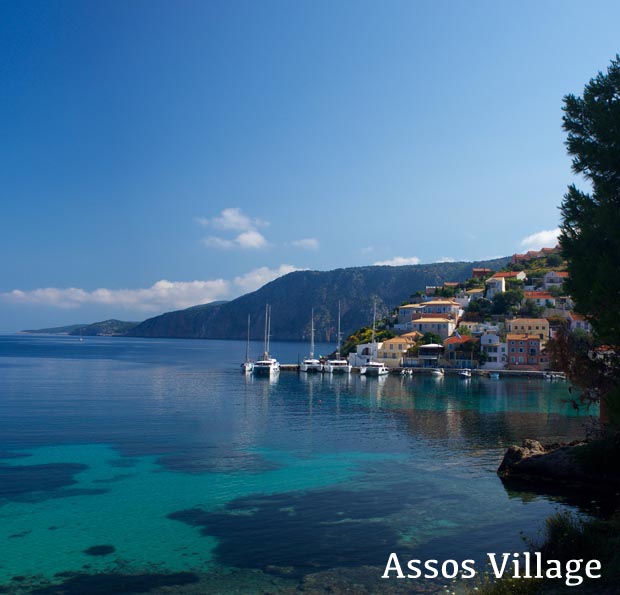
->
[[558, 56, 620, 425], [491, 289, 523, 315], [560, 56, 620, 347]]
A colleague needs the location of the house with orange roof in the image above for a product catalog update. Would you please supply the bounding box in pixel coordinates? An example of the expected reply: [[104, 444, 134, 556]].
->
[[396, 299, 461, 330], [568, 311, 593, 334], [507, 318, 549, 343], [524, 291, 556, 307], [506, 333, 549, 370], [443, 334, 478, 368], [511, 246, 560, 264], [377, 332, 423, 368], [406, 317, 456, 340], [472, 267, 492, 278]]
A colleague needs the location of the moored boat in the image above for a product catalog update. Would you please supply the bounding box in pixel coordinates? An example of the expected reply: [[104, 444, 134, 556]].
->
[[241, 314, 254, 374], [360, 361, 390, 376], [325, 302, 352, 374], [359, 301, 388, 376], [253, 305, 280, 376], [300, 309, 323, 373]]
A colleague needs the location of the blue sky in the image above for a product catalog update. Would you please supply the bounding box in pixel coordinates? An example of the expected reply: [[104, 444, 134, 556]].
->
[[1, 0, 619, 331]]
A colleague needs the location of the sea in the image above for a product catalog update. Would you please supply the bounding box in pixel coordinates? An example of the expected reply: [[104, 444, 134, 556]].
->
[[0, 334, 599, 595]]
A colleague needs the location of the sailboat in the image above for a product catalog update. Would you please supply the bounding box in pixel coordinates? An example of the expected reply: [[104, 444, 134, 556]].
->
[[253, 305, 280, 376], [241, 314, 254, 374], [324, 302, 351, 374], [359, 300, 389, 376], [300, 309, 323, 372]]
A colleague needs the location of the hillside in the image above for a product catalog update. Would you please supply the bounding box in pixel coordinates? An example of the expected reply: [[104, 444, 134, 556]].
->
[[127, 258, 510, 342], [23, 319, 138, 336], [22, 323, 89, 335]]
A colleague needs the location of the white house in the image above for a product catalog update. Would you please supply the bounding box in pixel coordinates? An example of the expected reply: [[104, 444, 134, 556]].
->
[[544, 271, 569, 290], [348, 341, 383, 367], [480, 332, 507, 370], [485, 276, 505, 299]]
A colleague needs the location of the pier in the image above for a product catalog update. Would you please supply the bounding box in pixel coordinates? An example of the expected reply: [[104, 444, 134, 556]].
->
[[275, 365, 564, 379]]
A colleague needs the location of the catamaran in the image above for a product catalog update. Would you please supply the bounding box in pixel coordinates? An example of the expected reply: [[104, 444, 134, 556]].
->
[[359, 300, 389, 376], [324, 302, 351, 374], [253, 305, 280, 376], [300, 308, 323, 372]]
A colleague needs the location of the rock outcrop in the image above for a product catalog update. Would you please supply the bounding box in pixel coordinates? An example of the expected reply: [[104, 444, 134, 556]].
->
[[498, 439, 620, 489]]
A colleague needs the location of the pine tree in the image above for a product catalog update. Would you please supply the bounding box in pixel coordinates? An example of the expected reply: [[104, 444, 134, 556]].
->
[[560, 56, 620, 346]]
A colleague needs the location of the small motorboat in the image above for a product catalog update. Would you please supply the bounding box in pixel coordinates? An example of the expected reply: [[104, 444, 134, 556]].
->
[[459, 368, 472, 378]]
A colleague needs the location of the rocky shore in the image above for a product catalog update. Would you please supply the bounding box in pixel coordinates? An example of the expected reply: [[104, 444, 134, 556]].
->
[[498, 439, 620, 490]]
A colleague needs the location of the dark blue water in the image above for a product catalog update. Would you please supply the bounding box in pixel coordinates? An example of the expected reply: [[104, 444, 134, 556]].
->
[[0, 335, 597, 594]]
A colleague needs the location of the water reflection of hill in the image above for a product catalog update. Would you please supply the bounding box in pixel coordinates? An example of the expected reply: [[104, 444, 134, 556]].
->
[[376, 375, 593, 451]]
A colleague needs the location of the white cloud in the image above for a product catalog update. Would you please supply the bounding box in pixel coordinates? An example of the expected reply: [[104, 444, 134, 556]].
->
[[236, 230, 268, 249], [199, 208, 269, 249], [438, 256, 456, 263], [361, 245, 374, 254], [373, 256, 421, 266], [197, 207, 268, 231], [291, 238, 319, 250], [1, 280, 231, 312], [520, 228, 560, 250], [202, 230, 268, 250], [202, 236, 236, 249], [1, 265, 300, 313], [233, 265, 299, 293]]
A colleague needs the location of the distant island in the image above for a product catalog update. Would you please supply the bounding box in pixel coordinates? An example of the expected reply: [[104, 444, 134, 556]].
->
[[23, 319, 139, 337]]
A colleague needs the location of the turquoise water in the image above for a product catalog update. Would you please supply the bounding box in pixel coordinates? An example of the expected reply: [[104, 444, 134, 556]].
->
[[0, 335, 598, 594]]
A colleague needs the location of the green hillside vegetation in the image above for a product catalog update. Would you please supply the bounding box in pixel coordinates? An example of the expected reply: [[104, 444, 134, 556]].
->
[[69, 319, 139, 336], [127, 258, 510, 342], [22, 323, 89, 335]]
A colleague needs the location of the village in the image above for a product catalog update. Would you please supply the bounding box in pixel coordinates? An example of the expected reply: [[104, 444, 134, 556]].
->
[[347, 246, 590, 373]]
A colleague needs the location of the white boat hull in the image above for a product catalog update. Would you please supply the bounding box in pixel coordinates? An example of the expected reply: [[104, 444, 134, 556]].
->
[[253, 359, 280, 375], [300, 359, 323, 373], [360, 362, 389, 376], [324, 360, 352, 374]]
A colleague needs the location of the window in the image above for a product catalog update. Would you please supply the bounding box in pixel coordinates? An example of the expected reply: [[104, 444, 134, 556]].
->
[[510, 347, 515, 353], [519, 348, 524, 353]]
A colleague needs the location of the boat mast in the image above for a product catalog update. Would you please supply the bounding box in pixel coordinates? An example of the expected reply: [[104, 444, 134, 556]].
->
[[263, 304, 269, 359], [336, 301, 341, 360], [246, 314, 251, 363], [371, 299, 377, 360], [267, 304, 272, 357], [310, 308, 315, 359]]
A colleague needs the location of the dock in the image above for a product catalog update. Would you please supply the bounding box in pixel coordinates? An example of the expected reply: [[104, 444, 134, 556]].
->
[[276, 365, 565, 379]]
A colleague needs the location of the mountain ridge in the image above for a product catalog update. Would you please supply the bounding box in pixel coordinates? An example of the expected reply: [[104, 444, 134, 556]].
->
[[127, 258, 510, 341]]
